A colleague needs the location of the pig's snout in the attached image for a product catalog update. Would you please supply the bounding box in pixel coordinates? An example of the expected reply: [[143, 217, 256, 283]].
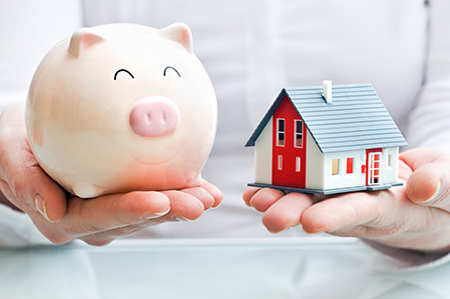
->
[[129, 97, 180, 137]]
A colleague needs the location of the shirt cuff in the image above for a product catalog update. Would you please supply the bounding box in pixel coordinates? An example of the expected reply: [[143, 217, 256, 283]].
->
[[0, 203, 53, 247], [363, 239, 450, 272]]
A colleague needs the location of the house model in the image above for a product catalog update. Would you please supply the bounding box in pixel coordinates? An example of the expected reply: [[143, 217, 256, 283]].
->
[[245, 81, 407, 195]]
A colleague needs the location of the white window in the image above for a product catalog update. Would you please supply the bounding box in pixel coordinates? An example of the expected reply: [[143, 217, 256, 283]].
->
[[294, 120, 303, 148], [295, 157, 301, 172], [276, 119, 285, 146], [278, 155, 283, 170], [332, 159, 339, 175]]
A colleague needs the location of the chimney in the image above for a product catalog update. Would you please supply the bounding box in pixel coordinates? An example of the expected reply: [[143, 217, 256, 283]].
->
[[323, 80, 332, 104]]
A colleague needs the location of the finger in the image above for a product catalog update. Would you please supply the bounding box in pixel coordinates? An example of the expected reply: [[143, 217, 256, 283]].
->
[[80, 234, 115, 247], [401, 148, 450, 210], [161, 190, 205, 221], [262, 192, 313, 233], [243, 187, 260, 206], [303, 187, 450, 241], [80, 220, 159, 246], [80, 187, 215, 246], [197, 178, 223, 208], [179, 186, 215, 210], [301, 192, 383, 234], [406, 162, 440, 203], [247, 188, 286, 212], [398, 159, 413, 181], [400, 148, 449, 171], [406, 162, 450, 209], [57, 191, 171, 240]]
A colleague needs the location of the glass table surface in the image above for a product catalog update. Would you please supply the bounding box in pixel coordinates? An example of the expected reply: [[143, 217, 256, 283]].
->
[[0, 237, 449, 299]]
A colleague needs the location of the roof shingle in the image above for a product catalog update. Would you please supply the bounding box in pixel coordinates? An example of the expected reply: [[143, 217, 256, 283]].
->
[[245, 83, 407, 153]]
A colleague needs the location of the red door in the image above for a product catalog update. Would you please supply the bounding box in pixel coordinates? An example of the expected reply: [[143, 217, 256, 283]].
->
[[272, 97, 306, 188], [366, 148, 382, 186]]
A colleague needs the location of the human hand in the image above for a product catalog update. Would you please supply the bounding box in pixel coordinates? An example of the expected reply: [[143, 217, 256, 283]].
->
[[0, 102, 222, 246], [243, 148, 450, 252], [29, 179, 221, 246]]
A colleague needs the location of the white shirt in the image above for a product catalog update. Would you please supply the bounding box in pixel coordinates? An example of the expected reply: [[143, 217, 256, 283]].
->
[[1, 0, 450, 256]]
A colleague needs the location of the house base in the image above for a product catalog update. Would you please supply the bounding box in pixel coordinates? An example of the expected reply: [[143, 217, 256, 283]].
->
[[247, 182, 403, 195]]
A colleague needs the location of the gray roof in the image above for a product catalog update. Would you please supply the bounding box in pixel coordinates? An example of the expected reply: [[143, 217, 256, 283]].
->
[[245, 83, 407, 153]]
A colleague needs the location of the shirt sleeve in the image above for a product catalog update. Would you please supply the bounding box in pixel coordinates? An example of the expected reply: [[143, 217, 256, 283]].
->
[[0, 204, 53, 247], [363, 239, 450, 272], [406, 0, 450, 151], [362, 0, 450, 271], [0, 0, 83, 246]]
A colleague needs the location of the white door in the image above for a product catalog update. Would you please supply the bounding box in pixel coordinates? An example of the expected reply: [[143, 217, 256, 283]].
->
[[367, 152, 381, 185]]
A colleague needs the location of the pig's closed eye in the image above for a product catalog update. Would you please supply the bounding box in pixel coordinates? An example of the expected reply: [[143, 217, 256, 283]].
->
[[114, 69, 134, 80], [163, 66, 181, 77]]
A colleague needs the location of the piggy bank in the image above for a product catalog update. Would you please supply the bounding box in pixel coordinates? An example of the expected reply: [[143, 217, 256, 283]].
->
[[25, 23, 217, 198]]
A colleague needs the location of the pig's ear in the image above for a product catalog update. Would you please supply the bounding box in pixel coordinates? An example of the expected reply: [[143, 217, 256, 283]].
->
[[68, 28, 105, 57], [159, 23, 193, 54]]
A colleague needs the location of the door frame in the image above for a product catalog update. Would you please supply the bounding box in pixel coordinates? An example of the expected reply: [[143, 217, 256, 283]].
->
[[366, 148, 382, 186]]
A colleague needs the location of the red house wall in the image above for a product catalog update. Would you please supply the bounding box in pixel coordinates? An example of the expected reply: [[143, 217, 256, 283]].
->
[[272, 96, 307, 188]]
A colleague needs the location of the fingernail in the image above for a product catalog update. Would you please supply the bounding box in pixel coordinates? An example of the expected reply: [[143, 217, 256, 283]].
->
[[423, 180, 442, 203], [302, 230, 319, 235], [302, 227, 320, 235], [143, 207, 171, 219], [34, 194, 55, 223], [268, 227, 289, 234], [174, 215, 193, 222]]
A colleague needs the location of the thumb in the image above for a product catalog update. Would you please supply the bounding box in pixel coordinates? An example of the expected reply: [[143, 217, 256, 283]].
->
[[403, 149, 450, 209], [406, 163, 442, 204], [2, 154, 68, 223], [24, 165, 68, 222], [0, 101, 67, 223]]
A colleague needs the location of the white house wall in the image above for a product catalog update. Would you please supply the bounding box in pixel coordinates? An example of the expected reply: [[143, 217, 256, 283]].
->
[[254, 118, 273, 184], [381, 147, 399, 184], [323, 150, 366, 190], [305, 133, 325, 189]]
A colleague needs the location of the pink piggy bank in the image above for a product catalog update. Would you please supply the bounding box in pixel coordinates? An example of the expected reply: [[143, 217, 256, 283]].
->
[[25, 23, 217, 198]]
